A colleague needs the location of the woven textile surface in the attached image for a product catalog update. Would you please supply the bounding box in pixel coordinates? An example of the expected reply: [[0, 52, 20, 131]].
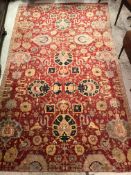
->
[[0, 3, 131, 172]]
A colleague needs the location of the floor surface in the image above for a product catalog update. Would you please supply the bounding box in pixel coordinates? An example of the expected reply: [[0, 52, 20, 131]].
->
[[0, 0, 131, 174]]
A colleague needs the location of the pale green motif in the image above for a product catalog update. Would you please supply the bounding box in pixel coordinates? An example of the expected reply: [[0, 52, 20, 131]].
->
[[76, 5, 87, 10], [56, 19, 70, 30]]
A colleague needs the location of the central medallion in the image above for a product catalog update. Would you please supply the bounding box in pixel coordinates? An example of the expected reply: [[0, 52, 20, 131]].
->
[[53, 114, 77, 142], [55, 51, 73, 66]]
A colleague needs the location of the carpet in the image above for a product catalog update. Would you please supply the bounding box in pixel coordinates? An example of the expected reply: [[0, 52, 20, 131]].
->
[[0, 3, 131, 172]]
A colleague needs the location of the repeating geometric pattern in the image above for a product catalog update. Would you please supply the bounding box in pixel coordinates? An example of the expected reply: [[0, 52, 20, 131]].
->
[[0, 3, 131, 172]]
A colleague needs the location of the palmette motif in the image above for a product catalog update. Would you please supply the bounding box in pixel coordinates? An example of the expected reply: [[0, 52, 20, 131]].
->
[[0, 3, 131, 172]]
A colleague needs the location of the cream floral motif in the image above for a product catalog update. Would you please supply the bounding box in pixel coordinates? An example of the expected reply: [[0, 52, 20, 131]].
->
[[95, 51, 114, 62], [96, 101, 107, 111], [92, 67, 102, 76], [20, 102, 31, 112], [88, 135, 98, 145], [110, 98, 120, 108], [91, 20, 107, 31], [95, 42, 103, 48], [75, 145, 84, 156], [18, 20, 34, 30], [33, 12, 41, 18], [86, 12, 94, 18]]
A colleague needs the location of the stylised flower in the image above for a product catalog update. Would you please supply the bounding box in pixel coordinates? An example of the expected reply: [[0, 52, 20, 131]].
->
[[95, 51, 114, 62], [96, 101, 107, 111], [4, 147, 18, 162], [1, 124, 15, 138], [33, 135, 42, 146], [46, 145, 56, 156], [106, 119, 129, 142], [50, 44, 57, 50], [96, 10, 104, 16], [91, 20, 107, 31], [110, 98, 120, 108], [0, 118, 22, 143], [22, 42, 31, 49], [69, 154, 77, 162], [105, 70, 114, 78], [33, 12, 40, 18], [25, 69, 35, 77], [81, 49, 87, 54], [88, 135, 98, 145], [23, 11, 31, 17], [54, 155, 62, 162], [86, 12, 93, 17], [75, 144, 84, 156], [77, 5, 87, 10], [11, 52, 31, 65], [12, 71, 22, 80], [95, 42, 103, 48], [92, 67, 102, 76], [20, 102, 31, 112], [5, 99, 17, 109], [57, 100, 70, 112], [18, 20, 34, 30]]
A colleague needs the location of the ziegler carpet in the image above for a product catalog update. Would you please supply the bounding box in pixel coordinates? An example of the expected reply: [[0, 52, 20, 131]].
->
[[0, 3, 131, 172]]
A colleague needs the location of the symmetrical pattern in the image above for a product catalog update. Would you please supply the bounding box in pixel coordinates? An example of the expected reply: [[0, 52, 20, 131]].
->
[[0, 3, 131, 172]]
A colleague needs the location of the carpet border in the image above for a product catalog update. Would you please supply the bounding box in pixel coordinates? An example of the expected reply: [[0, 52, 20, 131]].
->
[[106, 3, 131, 125]]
